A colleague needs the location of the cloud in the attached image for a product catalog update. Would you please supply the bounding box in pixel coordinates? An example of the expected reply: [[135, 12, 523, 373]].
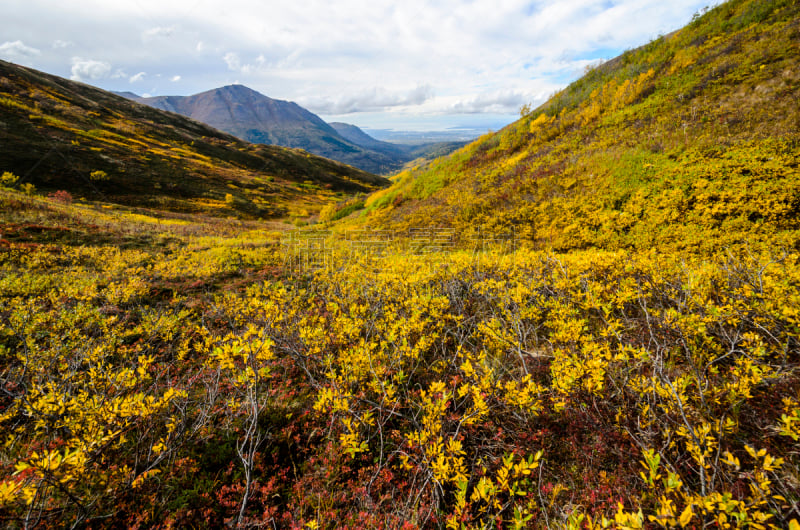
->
[[223, 52, 268, 75], [448, 90, 532, 115], [171, 75, 181, 82], [70, 58, 112, 82], [2, 0, 712, 129], [129, 71, 147, 83], [142, 26, 176, 42], [223, 52, 241, 71], [0, 40, 41, 59], [303, 85, 435, 114]]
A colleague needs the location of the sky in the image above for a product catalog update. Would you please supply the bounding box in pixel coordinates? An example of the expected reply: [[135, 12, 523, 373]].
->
[[2, 0, 714, 132]]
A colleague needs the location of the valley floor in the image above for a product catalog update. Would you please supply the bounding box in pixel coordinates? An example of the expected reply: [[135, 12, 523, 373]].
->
[[1, 189, 799, 528]]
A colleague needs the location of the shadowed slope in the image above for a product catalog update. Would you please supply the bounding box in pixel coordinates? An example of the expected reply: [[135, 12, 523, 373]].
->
[[0, 61, 389, 219]]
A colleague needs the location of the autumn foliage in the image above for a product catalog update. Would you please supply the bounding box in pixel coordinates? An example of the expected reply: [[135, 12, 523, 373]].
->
[[0, 187, 798, 528], [2, 0, 800, 528], [358, 0, 800, 257]]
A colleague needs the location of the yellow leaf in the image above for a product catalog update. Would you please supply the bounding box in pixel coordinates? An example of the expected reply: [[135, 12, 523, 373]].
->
[[0, 481, 19, 502], [679, 505, 693, 527]]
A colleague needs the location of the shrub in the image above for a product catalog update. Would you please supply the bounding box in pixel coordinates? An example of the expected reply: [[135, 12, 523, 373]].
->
[[319, 199, 366, 222], [47, 190, 73, 204], [1, 171, 19, 189]]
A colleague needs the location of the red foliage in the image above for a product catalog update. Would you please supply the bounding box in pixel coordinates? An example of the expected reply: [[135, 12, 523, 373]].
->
[[47, 190, 73, 204]]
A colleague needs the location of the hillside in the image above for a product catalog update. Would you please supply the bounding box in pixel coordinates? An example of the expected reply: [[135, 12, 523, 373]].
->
[[1, 1, 800, 528], [2, 170, 799, 528], [0, 61, 388, 220], [358, 0, 800, 253], [125, 86, 404, 174]]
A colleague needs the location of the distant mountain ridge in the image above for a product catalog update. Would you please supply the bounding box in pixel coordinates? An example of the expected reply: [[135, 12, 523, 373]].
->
[[120, 87, 467, 174], [0, 60, 388, 219], [328, 122, 468, 166], [134, 85, 336, 144], [329, 122, 407, 156], [121, 86, 403, 174]]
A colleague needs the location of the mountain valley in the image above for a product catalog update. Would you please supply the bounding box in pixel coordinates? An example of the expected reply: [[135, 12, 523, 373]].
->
[[1, 0, 800, 527], [122, 86, 465, 174]]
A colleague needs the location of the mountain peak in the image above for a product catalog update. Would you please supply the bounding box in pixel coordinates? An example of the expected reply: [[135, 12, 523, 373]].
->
[[132, 85, 404, 173], [214, 84, 270, 98], [129, 84, 465, 174]]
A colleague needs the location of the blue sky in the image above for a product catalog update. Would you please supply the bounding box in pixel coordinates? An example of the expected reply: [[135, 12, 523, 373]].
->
[[2, 0, 714, 131]]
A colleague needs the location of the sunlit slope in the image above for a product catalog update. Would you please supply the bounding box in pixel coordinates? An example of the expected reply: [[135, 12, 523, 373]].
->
[[361, 0, 800, 252], [0, 60, 388, 219]]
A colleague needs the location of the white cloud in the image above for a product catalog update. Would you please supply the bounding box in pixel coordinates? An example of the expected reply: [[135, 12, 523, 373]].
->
[[70, 58, 112, 82], [223, 52, 268, 75], [129, 71, 147, 83], [449, 90, 531, 115], [142, 26, 176, 42], [223, 52, 241, 71], [302, 85, 435, 114], [171, 75, 181, 82], [4, 0, 713, 130], [0, 40, 41, 59]]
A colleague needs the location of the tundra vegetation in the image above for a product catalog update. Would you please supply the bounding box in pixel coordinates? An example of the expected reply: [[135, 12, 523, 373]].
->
[[1, 0, 800, 528]]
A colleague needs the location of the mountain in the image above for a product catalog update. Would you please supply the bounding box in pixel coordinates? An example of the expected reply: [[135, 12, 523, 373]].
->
[[124, 86, 403, 174], [0, 60, 388, 219], [112, 91, 142, 100], [329, 122, 407, 157], [356, 0, 800, 254], [124, 87, 468, 174], [135, 85, 341, 148], [329, 121, 469, 168]]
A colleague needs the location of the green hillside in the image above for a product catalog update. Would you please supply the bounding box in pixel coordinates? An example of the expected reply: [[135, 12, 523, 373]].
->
[[360, 0, 800, 253], [0, 60, 388, 220]]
